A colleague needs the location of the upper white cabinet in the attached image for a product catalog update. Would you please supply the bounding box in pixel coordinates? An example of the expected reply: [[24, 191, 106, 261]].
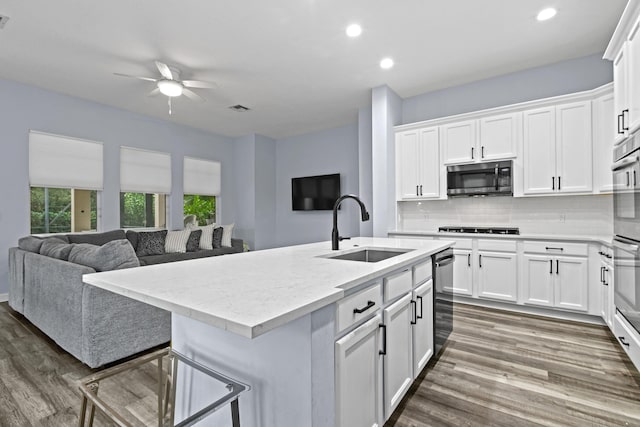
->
[[523, 101, 593, 195], [614, 45, 630, 144], [396, 127, 441, 200], [593, 92, 615, 193], [442, 120, 477, 164], [479, 112, 520, 161], [628, 18, 640, 134]]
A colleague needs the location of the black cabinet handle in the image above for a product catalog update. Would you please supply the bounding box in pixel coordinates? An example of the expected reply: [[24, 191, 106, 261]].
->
[[411, 300, 417, 325], [618, 114, 624, 134], [353, 300, 375, 314], [417, 295, 423, 319], [479, 254, 482, 268], [606, 254, 612, 259], [619, 336, 630, 347], [604, 268, 609, 286], [623, 109, 630, 131], [467, 253, 471, 267], [481, 146, 485, 158], [601, 266, 605, 283], [556, 259, 559, 275], [552, 176, 555, 190], [416, 185, 419, 196], [634, 170, 637, 187], [379, 324, 387, 355], [471, 147, 474, 159], [546, 247, 564, 251], [558, 176, 561, 190], [419, 185, 423, 196], [549, 260, 553, 274]]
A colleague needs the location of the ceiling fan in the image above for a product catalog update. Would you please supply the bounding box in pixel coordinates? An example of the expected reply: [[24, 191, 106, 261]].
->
[[114, 61, 217, 115]]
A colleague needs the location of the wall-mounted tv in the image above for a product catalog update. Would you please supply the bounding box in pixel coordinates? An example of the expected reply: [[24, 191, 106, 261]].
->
[[292, 173, 341, 211]]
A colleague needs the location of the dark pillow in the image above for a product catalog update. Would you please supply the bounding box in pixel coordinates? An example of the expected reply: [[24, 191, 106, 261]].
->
[[212, 227, 223, 249], [68, 240, 140, 272], [67, 229, 126, 246], [126, 230, 139, 251], [18, 236, 45, 253], [136, 230, 168, 257], [186, 230, 202, 252], [39, 238, 74, 260]]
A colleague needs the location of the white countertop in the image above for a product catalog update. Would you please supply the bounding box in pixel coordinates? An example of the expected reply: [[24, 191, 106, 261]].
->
[[388, 230, 612, 246], [83, 237, 452, 339]]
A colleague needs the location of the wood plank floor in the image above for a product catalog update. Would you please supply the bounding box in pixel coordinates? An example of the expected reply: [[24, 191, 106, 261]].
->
[[386, 303, 640, 427], [1, 301, 639, 426]]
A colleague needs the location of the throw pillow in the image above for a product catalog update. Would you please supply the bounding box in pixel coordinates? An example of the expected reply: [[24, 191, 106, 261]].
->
[[220, 223, 235, 247], [212, 227, 223, 249], [125, 230, 139, 251], [136, 230, 168, 257], [165, 229, 191, 254], [186, 229, 202, 252], [68, 240, 140, 272], [18, 236, 45, 253], [186, 223, 216, 250], [67, 229, 126, 246], [39, 238, 75, 260]]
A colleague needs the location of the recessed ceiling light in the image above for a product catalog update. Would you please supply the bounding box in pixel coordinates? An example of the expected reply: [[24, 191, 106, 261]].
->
[[537, 8, 557, 21], [380, 58, 394, 70], [346, 23, 362, 38]]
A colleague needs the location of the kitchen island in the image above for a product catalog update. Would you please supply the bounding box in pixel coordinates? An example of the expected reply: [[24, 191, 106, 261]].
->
[[83, 237, 453, 427]]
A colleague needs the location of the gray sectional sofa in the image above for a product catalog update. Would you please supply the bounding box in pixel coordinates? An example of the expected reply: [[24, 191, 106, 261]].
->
[[8, 229, 243, 368]]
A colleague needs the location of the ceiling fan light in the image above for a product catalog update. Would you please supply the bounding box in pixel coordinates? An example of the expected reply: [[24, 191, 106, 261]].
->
[[157, 80, 183, 97]]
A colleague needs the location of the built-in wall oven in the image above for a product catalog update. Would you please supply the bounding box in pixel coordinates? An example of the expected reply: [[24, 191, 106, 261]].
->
[[612, 133, 640, 334]]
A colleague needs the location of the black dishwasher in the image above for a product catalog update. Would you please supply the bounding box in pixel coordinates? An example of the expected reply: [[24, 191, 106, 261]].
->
[[433, 248, 454, 356]]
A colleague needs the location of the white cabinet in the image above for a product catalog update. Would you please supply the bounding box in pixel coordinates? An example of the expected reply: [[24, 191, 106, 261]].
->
[[479, 112, 520, 161], [628, 17, 640, 134], [442, 120, 476, 164], [335, 314, 382, 427], [593, 91, 615, 193], [412, 280, 434, 377], [523, 102, 593, 195], [382, 293, 414, 419], [396, 127, 441, 200], [614, 45, 629, 144], [599, 246, 615, 329], [450, 249, 473, 296], [554, 257, 589, 312], [523, 255, 555, 307], [477, 251, 518, 302]]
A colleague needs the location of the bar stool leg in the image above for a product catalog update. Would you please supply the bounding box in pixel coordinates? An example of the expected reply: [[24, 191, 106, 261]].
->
[[231, 398, 240, 427], [157, 357, 164, 427], [78, 395, 88, 427], [87, 382, 99, 426]]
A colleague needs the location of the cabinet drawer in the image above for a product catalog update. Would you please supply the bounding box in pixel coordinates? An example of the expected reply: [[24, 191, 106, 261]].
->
[[413, 259, 433, 286], [384, 269, 413, 302], [523, 241, 588, 256], [478, 239, 517, 252], [336, 283, 382, 333], [613, 313, 640, 371], [451, 238, 472, 250]]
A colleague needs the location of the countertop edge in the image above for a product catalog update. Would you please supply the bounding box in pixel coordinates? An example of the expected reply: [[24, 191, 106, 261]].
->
[[388, 230, 612, 246]]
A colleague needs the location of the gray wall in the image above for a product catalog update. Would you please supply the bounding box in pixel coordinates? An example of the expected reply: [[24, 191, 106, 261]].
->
[[275, 124, 360, 247], [402, 53, 613, 124], [0, 78, 235, 295]]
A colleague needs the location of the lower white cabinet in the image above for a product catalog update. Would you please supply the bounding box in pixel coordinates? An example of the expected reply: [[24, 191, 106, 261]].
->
[[450, 249, 473, 296], [477, 251, 518, 302], [412, 280, 434, 376], [382, 293, 414, 419], [335, 314, 382, 427], [523, 254, 588, 312]]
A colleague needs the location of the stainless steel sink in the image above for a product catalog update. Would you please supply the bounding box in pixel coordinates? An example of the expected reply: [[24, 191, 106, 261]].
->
[[326, 248, 413, 263]]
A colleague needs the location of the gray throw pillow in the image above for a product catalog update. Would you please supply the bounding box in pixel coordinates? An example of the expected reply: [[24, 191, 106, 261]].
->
[[212, 227, 223, 249], [18, 236, 45, 253], [69, 240, 140, 272], [39, 238, 75, 260], [136, 230, 168, 256], [126, 230, 139, 251], [67, 229, 126, 246], [186, 230, 202, 252]]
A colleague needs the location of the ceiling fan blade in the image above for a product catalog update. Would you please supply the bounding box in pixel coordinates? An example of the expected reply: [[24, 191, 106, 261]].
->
[[114, 72, 157, 82], [182, 80, 218, 89], [182, 88, 205, 102], [148, 88, 161, 97], [155, 61, 173, 80]]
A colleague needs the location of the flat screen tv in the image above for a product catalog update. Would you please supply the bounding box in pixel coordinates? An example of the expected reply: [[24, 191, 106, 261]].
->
[[292, 173, 341, 211]]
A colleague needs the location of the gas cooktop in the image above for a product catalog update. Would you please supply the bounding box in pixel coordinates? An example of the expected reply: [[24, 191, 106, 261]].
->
[[438, 226, 520, 235]]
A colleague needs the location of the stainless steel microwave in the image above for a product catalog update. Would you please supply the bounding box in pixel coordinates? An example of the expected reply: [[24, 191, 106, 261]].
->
[[447, 160, 513, 197]]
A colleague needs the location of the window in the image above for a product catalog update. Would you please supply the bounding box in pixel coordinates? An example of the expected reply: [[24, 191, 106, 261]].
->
[[30, 187, 97, 234], [120, 192, 167, 229], [183, 194, 216, 226]]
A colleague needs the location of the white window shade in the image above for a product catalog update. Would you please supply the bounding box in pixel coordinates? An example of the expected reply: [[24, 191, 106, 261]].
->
[[183, 157, 221, 196], [120, 147, 172, 194], [29, 131, 104, 190]]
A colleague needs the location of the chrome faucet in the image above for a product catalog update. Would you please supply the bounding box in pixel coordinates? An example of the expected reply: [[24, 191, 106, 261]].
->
[[332, 194, 370, 250]]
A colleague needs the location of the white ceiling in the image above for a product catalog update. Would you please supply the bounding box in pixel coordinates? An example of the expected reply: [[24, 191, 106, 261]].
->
[[0, 0, 627, 139]]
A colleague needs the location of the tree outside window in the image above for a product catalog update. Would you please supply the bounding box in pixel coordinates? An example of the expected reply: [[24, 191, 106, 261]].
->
[[183, 195, 216, 226]]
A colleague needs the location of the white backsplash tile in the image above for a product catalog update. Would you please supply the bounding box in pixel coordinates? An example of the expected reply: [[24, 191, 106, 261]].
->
[[397, 194, 612, 237]]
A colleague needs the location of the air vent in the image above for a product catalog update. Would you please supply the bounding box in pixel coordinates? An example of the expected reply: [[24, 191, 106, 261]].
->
[[0, 15, 10, 29], [229, 104, 250, 112]]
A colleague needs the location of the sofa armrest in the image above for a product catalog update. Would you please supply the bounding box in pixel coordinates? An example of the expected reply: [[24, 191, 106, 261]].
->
[[8, 247, 26, 314], [231, 238, 244, 252]]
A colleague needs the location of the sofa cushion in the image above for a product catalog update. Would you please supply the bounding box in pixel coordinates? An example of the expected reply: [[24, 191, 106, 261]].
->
[[220, 223, 235, 247], [165, 229, 191, 253], [138, 247, 240, 265], [136, 230, 167, 257], [18, 236, 46, 253], [212, 227, 223, 249], [186, 230, 202, 252], [67, 229, 126, 246], [125, 230, 139, 251], [39, 238, 75, 260], [68, 240, 140, 272]]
